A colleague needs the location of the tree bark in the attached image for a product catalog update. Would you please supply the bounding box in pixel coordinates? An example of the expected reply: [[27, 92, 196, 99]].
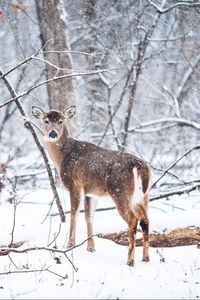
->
[[36, 0, 77, 132], [98, 227, 200, 248]]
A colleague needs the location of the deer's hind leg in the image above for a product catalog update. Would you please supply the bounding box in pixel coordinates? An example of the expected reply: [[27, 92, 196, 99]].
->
[[139, 195, 150, 262], [133, 203, 150, 262], [127, 214, 138, 266], [112, 195, 138, 266], [84, 196, 97, 252], [140, 218, 149, 262]]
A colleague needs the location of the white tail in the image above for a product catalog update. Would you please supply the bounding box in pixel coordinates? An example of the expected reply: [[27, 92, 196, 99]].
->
[[132, 168, 144, 205], [32, 105, 152, 266]]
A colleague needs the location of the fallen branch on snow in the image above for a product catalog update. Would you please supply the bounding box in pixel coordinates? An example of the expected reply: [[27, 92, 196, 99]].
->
[[98, 227, 200, 248], [0, 235, 95, 272]]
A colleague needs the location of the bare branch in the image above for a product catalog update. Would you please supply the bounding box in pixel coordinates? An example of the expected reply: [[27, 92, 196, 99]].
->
[[98, 73, 120, 149], [9, 196, 17, 247], [33, 56, 112, 73], [0, 68, 119, 109], [0, 69, 65, 223], [121, 12, 161, 149], [147, 0, 200, 13], [153, 144, 200, 187], [175, 53, 200, 104], [0, 235, 96, 272], [128, 117, 200, 133], [42, 50, 95, 56], [0, 267, 49, 276], [98, 63, 135, 145], [150, 181, 200, 201], [0, 48, 114, 82], [50, 206, 116, 218], [0, 265, 66, 279], [6, 2, 39, 25], [0, 54, 36, 82], [51, 180, 200, 217], [47, 223, 62, 247]]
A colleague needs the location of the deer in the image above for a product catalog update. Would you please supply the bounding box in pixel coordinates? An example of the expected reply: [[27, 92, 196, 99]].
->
[[32, 105, 152, 266]]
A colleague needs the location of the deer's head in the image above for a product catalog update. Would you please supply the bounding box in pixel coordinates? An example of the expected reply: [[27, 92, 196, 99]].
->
[[32, 105, 76, 142]]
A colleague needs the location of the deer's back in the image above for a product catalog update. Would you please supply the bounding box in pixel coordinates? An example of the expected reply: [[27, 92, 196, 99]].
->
[[60, 138, 151, 196]]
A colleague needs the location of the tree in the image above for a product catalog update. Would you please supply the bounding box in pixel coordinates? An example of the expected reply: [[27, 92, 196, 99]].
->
[[36, 0, 78, 133]]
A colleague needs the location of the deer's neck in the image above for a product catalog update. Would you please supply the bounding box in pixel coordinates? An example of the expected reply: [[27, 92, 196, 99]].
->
[[46, 126, 70, 174]]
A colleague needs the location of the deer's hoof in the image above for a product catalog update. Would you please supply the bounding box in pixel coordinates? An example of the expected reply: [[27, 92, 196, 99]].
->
[[127, 260, 134, 267], [87, 247, 96, 252], [142, 257, 150, 262], [67, 242, 75, 249]]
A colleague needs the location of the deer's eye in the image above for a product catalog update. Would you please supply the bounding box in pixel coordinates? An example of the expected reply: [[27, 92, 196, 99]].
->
[[58, 120, 63, 125], [44, 119, 49, 124]]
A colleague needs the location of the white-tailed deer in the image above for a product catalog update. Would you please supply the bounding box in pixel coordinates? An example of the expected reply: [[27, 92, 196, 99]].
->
[[32, 105, 152, 266]]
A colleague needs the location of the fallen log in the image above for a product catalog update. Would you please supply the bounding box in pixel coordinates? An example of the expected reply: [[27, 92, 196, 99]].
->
[[97, 227, 200, 248]]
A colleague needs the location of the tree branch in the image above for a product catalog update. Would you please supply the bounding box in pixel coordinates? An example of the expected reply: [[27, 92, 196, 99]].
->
[[150, 181, 200, 201], [128, 117, 200, 133], [0, 48, 103, 82], [147, 0, 200, 13], [153, 144, 200, 187], [0, 69, 66, 223], [0, 267, 49, 276], [98, 63, 135, 145], [0, 235, 96, 272], [0, 68, 119, 109], [121, 12, 161, 149], [51, 177, 200, 212]]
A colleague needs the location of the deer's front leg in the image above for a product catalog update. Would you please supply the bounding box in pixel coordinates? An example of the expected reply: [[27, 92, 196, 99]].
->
[[84, 196, 97, 252], [67, 188, 81, 248]]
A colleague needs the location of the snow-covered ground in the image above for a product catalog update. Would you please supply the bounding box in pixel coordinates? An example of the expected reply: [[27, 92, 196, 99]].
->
[[0, 188, 199, 299]]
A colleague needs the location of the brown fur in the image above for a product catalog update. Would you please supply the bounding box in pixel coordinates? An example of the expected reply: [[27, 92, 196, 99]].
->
[[32, 106, 152, 266]]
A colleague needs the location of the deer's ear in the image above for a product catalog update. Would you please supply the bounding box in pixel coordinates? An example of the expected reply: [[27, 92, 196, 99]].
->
[[63, 105, 76, 119], [32, 106, 46, 119]]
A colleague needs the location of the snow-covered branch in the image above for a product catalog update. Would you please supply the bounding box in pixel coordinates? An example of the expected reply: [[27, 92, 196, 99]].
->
[[150, 181, 200, 201], [0, 235, 95, 272], [128, 117, 200, 133], [0, 68, 118, 110], [153, 144, 200, 187], [147, 0, 200, 13]]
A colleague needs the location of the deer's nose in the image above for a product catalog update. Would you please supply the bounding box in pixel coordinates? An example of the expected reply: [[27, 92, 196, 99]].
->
[[49, 130, 58, 139]]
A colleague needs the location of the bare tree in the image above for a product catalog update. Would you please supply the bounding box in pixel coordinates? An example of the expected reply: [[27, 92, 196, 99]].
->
[[36, 0, 78, 132]]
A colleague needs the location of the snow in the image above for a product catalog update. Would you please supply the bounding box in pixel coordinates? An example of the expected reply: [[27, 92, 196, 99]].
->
[[0, 188, 200, 299]]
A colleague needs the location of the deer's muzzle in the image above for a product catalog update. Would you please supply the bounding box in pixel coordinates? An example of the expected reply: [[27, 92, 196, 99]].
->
[[49, 130, 58, 139]]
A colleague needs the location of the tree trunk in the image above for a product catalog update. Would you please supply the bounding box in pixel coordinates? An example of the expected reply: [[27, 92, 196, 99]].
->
[[36, 0, 77, 133]]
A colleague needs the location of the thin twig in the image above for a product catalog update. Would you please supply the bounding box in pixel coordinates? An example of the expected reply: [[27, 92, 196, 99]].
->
[[128, 118, 200, 133], [150, 182, 200, 201], [9, 196, 17, 247], [46, 268, 66, 280], [0, 68, 119, 109], [147, 0, 200, 13], [153, 144, 200, 187], [0, 268, 49, 276], [8, 254, 19, 269], [0, 235, 95, 272], [47, 223, 62, 247]]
